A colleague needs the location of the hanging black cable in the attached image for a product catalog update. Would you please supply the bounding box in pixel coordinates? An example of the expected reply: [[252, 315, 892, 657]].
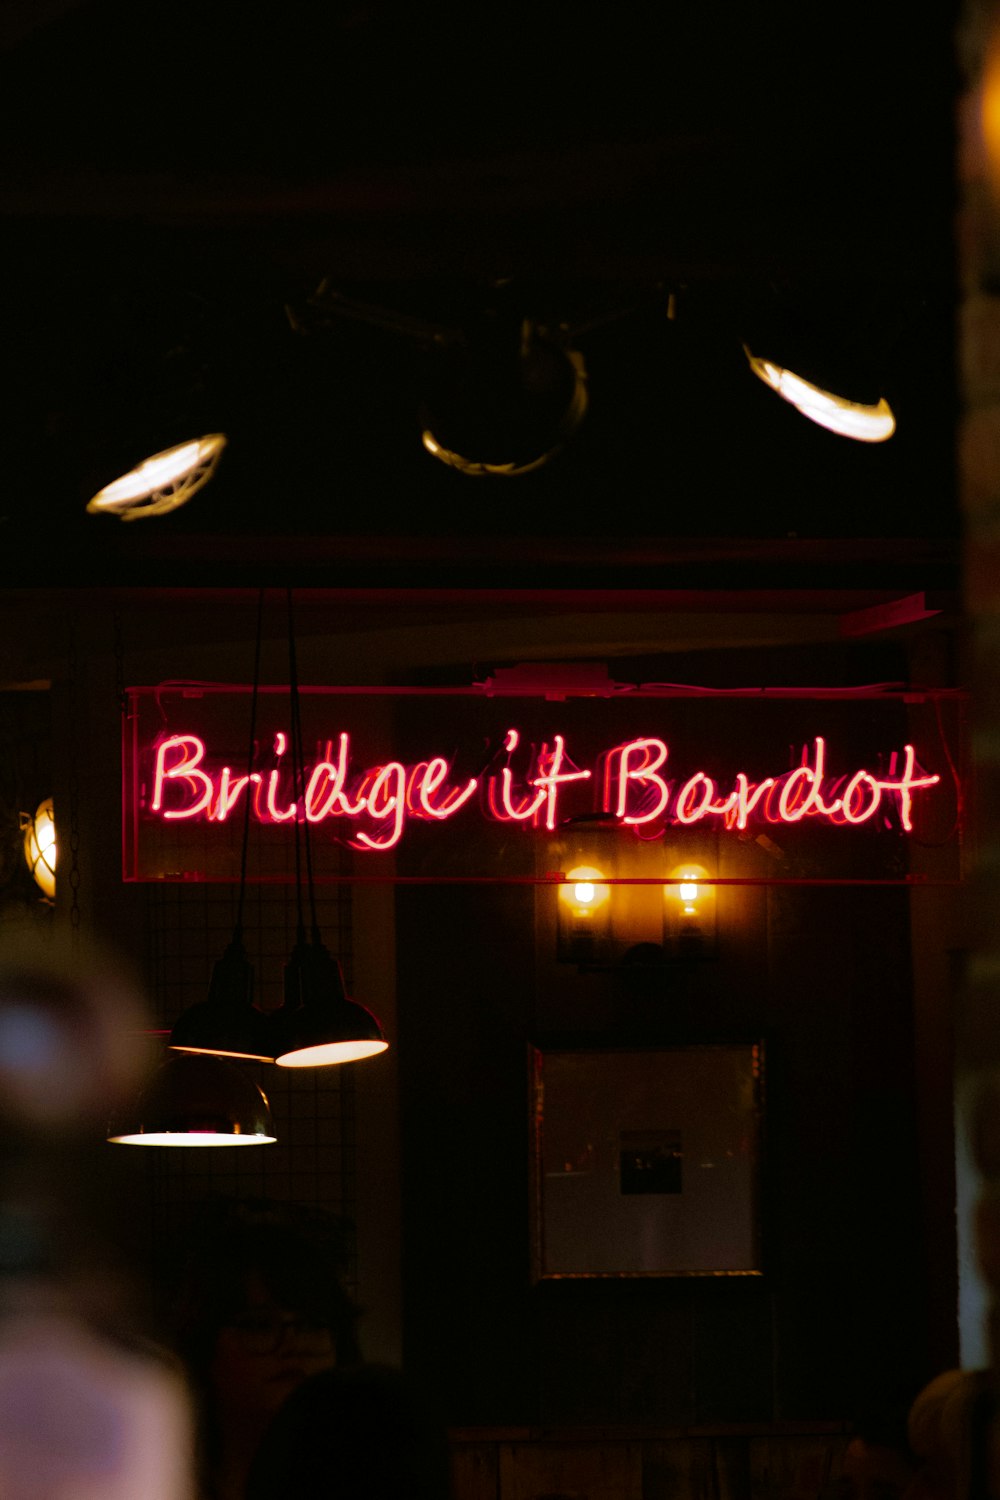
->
[[235, 592, 265, 941], [168, 588, 275, 1063], [270, 587, 388, 1069]]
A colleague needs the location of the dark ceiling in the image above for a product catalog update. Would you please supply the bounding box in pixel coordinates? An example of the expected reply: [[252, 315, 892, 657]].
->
[[0, 0, 962, 593]]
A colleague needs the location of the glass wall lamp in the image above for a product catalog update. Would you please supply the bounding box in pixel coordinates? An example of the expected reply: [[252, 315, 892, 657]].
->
[[556, 866, 612, 964], [663, 863, 718, 959], [21, 797, 56, 901]]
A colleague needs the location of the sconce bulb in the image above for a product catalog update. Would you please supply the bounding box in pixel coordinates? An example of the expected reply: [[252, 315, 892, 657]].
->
[[559, 867, 610, 920], [21, 799, 56, 901], [679, 881, 699, 903]]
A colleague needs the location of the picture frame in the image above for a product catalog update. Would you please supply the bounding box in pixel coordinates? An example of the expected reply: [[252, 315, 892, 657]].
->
[[529, 1042, 764, 1280]]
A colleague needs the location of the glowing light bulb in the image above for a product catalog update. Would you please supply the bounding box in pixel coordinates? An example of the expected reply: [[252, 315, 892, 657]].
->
[[745, 349, 895, 443], [679, 881, 699, 904], [21, 798, 56, 900], [86, 433, 227, 520], [559, 866, 609, 917]]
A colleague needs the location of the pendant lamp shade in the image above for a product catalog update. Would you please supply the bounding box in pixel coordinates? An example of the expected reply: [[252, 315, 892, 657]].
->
[[169, 936, 275, 1062], [107, 1053, 276, 1146], [271, 940, 387, 1068]]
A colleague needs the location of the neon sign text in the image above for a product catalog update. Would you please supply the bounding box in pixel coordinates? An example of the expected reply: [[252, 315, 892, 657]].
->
[[146, 730, 940, 852]]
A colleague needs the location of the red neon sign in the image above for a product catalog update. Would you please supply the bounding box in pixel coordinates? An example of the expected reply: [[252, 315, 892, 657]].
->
[[147, 729, 939, 851]]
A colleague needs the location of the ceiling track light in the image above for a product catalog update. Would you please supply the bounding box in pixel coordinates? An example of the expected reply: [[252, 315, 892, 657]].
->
[[420, 319, 588, 476], [296, 278, 592, 475], [85, 432, 228, 519], [744, 348, 895, 443], [738, 283, 899, 443]]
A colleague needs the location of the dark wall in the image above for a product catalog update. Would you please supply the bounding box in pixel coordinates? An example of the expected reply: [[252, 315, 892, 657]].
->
[[397, 872, 931, 1428]]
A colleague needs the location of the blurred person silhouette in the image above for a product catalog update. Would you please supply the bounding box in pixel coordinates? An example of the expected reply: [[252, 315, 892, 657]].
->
[[0, 932, 196, 1499], [170, 1197, 362, 1500], [840, 1389, 922, 1500], [245, 1362, 452, 1500], [906, 1367, 995, 1500]]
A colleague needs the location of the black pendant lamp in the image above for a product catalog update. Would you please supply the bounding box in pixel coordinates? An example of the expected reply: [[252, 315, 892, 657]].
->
[[272, 939, 387, 1068], [169, 934, 274, 1062], [168, 589, 274, 1064], [107, 1053, 276, 1146], [270, 587, 388, 1069]]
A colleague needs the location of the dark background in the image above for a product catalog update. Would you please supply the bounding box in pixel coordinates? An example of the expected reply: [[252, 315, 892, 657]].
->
[[0, 0, 960, 589], [0, 0, 966, 1444]]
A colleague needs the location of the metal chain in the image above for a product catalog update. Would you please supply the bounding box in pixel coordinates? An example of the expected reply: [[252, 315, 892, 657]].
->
[[112, 606, 127, 717], [68, 623, 82, 943]]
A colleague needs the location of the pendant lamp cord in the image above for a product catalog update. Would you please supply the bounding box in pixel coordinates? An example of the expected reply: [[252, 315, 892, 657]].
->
[[235, 588, 265, 944], [286, 587, 320, 945]]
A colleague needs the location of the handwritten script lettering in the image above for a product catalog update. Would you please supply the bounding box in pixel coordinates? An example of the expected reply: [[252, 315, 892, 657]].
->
[[145, 731, 940, 853]]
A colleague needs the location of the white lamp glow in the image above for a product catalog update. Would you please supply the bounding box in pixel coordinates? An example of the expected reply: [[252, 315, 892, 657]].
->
[[559, 866, 610, 919], [86, 433, 227, 520], [745, 348, 895, 443], [21, 798, 56, 901]]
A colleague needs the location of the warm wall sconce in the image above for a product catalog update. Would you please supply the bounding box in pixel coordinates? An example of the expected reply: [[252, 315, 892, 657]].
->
[[85, 432, 227, 520], [21, 797, 56, 901], [107, 1053, 276, 1146], [556, 865, 612, 964], [663, 863, 718, 959]]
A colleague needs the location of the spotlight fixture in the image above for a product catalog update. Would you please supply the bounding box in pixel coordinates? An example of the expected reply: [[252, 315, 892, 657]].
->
[[20, 797, 56, 901], [85, 432, 227, 520], [107, 1053, 276, 1146], [295, 279, 590, 476], [739, 283, 899, 443], [744, 348, 895, 443], [421, 318, 588, 476]]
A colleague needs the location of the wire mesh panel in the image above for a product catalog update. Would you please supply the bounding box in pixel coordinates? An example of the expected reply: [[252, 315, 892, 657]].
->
[[131, 878, 358, 1298]]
